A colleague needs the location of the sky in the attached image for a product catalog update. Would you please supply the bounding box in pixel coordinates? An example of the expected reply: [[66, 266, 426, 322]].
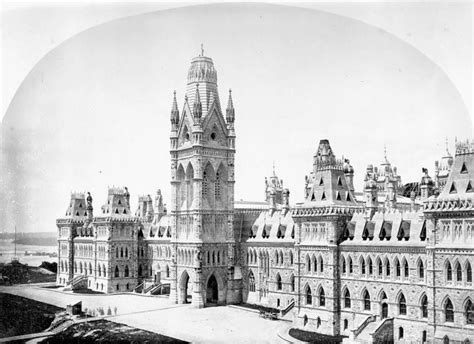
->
[[0, 1, 472, 233]]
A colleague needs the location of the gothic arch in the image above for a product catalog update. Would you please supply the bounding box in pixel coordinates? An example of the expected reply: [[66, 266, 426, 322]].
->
[[205, 270, 225, 304], [179, 269, 191, 304]]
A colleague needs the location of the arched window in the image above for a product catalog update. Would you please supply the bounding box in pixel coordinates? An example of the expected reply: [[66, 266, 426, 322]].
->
[[445, 298, 454, 322], [290, 275, 295, 292], [116, 247, 119, 258], [465, 299, 474, 324], [212, 251, 216, 265], [349, 256, 353, 274], [467, 262, 472, 283], [125, 247, 128, 257], [344, 319, 348, 330], [217, 251, 221, 264], [378, 258, 383, 276], [456, 262, 462, 281], [215, 170, 221, 200], [166, 265, 170, 278], [98, 264, 102, 277], [124, 265, 129, 277], [89, 262, 92, 275], [319, 288, 325, 307], [404, 259, 409, 277], [447, 262, 453, 281], [307, 255, 311, 272], [276, 273, 282, 290], [305, 285, 312, 305], [103, 264, 106, 277], [342, 258, 347, 274], [60, 261, 64, 272], [385, 258, 390, 276], [74, 261, 77, 273], [444, 336, 450, 344], [361, 257, 366, 275], [344, 289, 351, 308], [395, 258, 401, 277], [114, 266, 119, 277], [120, 247, 123, 257], [421, 295, 428, 318], [312, 255, 317, 272], [419, 260, 425, 279], [80, 262, 83, 274], [368, 258, 373, 275], [399, 293, 407, 315], [138, 264, 143, 277], [290, 251, 294, 265], [249, 271, 256, 292], [364, 290, 371, 311], [319, 256, 324, 273]]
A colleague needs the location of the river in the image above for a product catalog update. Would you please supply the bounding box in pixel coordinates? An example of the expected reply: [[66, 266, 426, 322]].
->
[[0, 240, 57, 266]]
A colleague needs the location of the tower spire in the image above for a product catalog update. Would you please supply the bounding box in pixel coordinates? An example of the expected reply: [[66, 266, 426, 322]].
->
[[200, 43, 204, 57], [226, 89, 235, 123]]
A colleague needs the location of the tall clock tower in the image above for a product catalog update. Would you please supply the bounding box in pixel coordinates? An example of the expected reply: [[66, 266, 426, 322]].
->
[[168, 49, 239, 308]]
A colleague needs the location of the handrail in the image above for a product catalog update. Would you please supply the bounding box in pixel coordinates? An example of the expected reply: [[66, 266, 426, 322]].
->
[[370, 317, 393, 336], [133, 282, 144, 293], [352, 314, 376, 338], [280, 300, 295, 317]]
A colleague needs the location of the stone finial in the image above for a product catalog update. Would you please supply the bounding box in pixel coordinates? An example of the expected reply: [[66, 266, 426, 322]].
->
[[193, 84, 202, 119], [170, 90, 179, 126], [226, 89, 235, 123]]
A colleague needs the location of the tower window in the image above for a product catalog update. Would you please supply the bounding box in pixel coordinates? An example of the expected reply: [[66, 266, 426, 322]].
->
[[461, 162, 468, 174], [210, 132, 216, 140], [449, 182, 457, 194]]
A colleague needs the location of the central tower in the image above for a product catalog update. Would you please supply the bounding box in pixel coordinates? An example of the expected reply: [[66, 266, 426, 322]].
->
[[169, 50, 238, 308]]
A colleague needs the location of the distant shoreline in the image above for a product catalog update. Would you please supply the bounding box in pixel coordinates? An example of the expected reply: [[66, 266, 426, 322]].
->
[[13, 237, 57, 246]]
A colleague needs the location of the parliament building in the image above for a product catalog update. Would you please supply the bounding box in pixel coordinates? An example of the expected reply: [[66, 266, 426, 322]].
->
[[56, 52, 474, 343]]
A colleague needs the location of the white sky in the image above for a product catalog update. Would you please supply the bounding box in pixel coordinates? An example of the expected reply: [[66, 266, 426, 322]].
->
[[0, 1, 472, 233]]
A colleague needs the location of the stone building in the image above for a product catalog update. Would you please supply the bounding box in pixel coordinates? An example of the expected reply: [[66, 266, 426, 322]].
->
[[56, 52, 473, 343]]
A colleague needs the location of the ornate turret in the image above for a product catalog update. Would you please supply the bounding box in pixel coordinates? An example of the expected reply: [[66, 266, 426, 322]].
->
[[170, 91, 179, 128], [420, 167, 435, 200], [364, 164, 378, 217], [193, 84, 202, 120], [343, 159, 355, 193], [305, 139, 357, 205], [265, 163, 284, 204], [226, 89, 235, 123], [86, 192, 93, 221]]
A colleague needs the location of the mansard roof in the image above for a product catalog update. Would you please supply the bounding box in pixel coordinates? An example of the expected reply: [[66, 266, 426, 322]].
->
[[341, 209, 426, 246]]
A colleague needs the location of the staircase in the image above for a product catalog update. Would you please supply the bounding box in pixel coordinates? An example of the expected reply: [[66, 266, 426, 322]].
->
[[49, 319, 74, 334], [355, 320, 380, 343], [353, 317, 393, 344], [66, 275, 87, 290], [143, 283, 157, 294]]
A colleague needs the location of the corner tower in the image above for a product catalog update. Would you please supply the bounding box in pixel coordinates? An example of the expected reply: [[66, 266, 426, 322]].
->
[[169, 50, 238, 308]]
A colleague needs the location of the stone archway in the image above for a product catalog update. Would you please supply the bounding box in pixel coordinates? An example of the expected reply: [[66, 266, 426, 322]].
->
[[179, 270, 191, 304], [381, 302, 388, 319], [206, 274, 219, 304]]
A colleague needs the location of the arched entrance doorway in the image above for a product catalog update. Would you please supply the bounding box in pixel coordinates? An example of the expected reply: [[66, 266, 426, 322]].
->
[[179, 270, 191, 304], [206, 274, 218, 304]]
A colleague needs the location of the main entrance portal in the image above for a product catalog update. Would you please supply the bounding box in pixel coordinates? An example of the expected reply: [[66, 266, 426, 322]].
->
[[206, 275, 218, 304]]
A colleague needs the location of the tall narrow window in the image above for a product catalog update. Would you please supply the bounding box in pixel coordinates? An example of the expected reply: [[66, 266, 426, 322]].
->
[[421, 295, 428, 318], [349, 257, 353, 274], [378, 259, 383, 276], [215, 171, 221, 200], [361, 258, 366, 275], [369, 258, 373, 275], [290, 275, 295, 292], [445, 298, 454, 322], [342, 259, 347, 274], [419, 260, 425, 279], [344, 289, 351, 308], [364, 290, 371, 310], [319, 288, 325, 307], [396, 259, 401, 277], [114, 266, 119, 277], [385, 259, 391, 276], [306, 286, 312, 305], [249, 271, 256, 292], [404, 260, 409, 277], [447, 262, 453, 281], [276, 273, 282, 290], [399, 293, 407, 315], [456, 262, 463, 282], [124, 265, 129, 277], [319, 256, 324, 272], [465, 299, 474, 324], [467, 262, 472, 283]]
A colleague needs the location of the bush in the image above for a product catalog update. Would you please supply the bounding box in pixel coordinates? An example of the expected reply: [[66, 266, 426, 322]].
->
[[40, 261, 57, 273]]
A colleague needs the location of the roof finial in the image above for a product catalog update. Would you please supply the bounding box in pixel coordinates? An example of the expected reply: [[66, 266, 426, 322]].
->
[[384, 144, 388, 163], [273, 160, 276, 176], [201, 43, 204, 57], [445, 137, 450, 155]]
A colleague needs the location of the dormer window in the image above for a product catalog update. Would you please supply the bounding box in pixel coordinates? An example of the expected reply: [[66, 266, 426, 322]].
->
[[449, 182, 456, 194], [118, 199, 122, 205], [461, 162, 468, 174], [337, 176, 342, 186], [115, 208, 119, 214], [210, 132, 217, 140], [79, 203, 83, 208], [467, 181, 473, 193]]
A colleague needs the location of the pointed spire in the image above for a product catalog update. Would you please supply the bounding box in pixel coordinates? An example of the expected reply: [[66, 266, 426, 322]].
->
[[170, 90, 179, 126], [226, 89, 235, 123], [193, 83, 202, 119], [272, 161, 276, 177]]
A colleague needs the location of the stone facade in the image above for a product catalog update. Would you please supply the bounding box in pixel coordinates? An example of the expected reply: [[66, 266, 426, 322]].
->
[[57, 53, 473, 343]]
